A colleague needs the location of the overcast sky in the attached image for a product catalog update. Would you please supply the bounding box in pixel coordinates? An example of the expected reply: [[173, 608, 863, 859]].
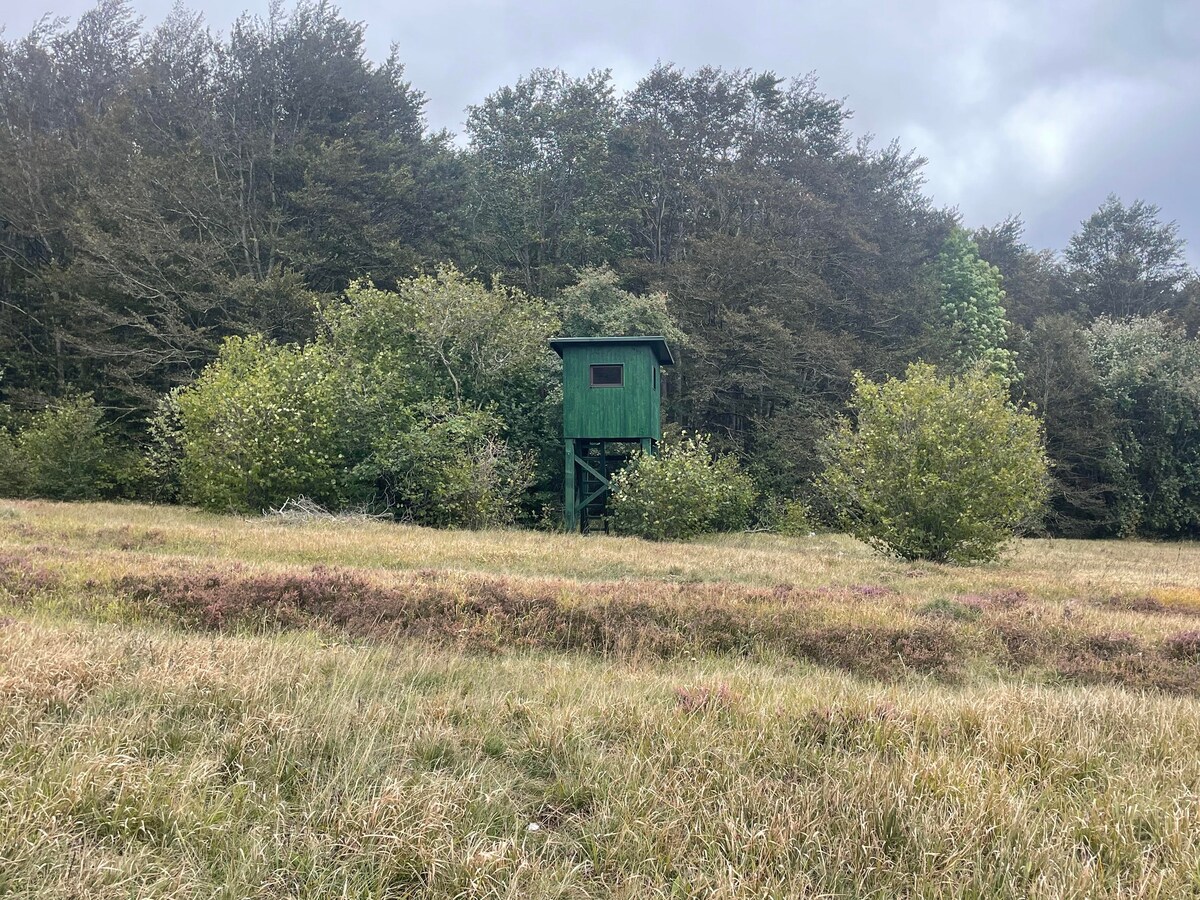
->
[[4, 0, 1198, 262]]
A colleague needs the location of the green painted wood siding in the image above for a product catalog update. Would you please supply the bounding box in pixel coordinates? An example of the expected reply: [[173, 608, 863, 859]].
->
[[561, 343, 662, 439]]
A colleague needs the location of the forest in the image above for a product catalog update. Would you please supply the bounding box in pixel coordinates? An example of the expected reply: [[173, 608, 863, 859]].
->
[[2, 0, 1199, 538]]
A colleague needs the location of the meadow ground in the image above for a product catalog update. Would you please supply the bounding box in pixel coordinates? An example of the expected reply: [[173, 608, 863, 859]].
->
[[3, 500, 1200, 897]]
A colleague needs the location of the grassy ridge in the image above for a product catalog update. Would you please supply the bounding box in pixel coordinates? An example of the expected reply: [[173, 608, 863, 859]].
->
[[6, 547, 1200, 694], [6, 499, 1200, 596], [5, 501, 1200, 897]]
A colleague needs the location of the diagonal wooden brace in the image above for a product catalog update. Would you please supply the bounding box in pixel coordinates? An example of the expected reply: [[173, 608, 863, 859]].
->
[[581, 484, 608, 509], [574, 455, 609, 487]]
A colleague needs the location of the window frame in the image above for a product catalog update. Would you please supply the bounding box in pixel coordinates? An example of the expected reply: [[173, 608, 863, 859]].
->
[[589, 363, 624, 388]]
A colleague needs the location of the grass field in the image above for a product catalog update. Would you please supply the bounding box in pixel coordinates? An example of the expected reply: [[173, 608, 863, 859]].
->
[[4, 500, 1200, 897]]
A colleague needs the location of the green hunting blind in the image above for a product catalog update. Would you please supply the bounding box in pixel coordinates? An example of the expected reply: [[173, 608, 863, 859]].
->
[[549, 336, 675, 532]]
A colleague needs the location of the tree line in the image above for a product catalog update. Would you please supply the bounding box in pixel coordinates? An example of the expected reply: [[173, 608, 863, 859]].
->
[[2, 0, 1199, 537]]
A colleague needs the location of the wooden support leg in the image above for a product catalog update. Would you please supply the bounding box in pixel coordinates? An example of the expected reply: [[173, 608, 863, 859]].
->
[[564, 438, 577, 532]]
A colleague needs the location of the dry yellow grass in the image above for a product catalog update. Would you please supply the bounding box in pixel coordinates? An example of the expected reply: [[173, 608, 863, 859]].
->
[[5, 500, 1200, 897], [6, 500, 1200, 654], [3, 619, 1200, 898], [5, 499, 1200, 600]]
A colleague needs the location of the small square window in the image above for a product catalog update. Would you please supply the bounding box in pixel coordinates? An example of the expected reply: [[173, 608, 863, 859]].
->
[[590, 364, 623, 387]]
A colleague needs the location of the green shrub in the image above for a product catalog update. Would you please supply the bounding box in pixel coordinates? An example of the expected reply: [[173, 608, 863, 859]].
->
[[557, 266, 685, 347], [7, 394, 135, 501], [0, 391, 19, 497], [361, 401, 535, 529], [327, 268, 558, 414], [1087, 316, 1200, 537], [0, 428, 23, 498], [818, 362, 1048, 564], [323, 267, 560, 522], [753, 495, 817, 536], [175, 336, 362, 512], [610, 433, 757, 541], [776, 498, 816, 536], [174, 330, 535, 526], [144, 391, 185, 503]]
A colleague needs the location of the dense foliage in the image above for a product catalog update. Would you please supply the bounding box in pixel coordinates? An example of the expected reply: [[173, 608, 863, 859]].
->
[[1087, 317, 1200, 537], [935, 230, 1015, 378], [0, 393, 136, 501], [609, 434, 757, 540], [175, 336, 359, 512], [364, 402, 534, 530], [169, 268, 545, 525], [819, 364, 1048, 563], [1, 1, 1198, 542]]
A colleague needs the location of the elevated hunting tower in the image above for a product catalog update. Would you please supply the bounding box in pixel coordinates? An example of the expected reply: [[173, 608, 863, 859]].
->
[[550, 336, 675, 533]]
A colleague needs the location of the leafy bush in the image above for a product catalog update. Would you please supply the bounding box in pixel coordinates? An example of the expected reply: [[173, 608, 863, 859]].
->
[[778, 498, 816, 536], [1087, 316, 1200, 537], [174, 271, 548, 524], [753, 494, 820, 535], [935, 229, 1016, 378], [6, 394, 136, 501], [609, 433, 757, 540], [143, 391, 185, 503], [325, 267, 561, 521], [175, 336, 362, 512], [818, 362, 1048, 563], [757, 496, 817, 536], [327, 267, 558, 413], [361, 402, 535, 529], [0, 388, 19, 497], [557, 266, 685, 347], [0, 428, 22, 498]]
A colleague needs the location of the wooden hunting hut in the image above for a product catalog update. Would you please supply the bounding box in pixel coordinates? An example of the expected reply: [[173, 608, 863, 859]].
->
[[549, 336, 675, 532]]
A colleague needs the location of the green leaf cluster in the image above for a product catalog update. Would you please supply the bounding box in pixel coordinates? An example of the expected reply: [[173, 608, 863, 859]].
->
[[172, 266, 555, 525], [362, 401, 534, 530], [936, 230, 1016, 378], [0, 393, 139, 501], [557, 266, 685, 347], [176, 336, 359, 513], [757, 496, 816, 537], [1087, 316, 1200, 536], [819, 363, 1048, 563], [609, 433, 757, 541]]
